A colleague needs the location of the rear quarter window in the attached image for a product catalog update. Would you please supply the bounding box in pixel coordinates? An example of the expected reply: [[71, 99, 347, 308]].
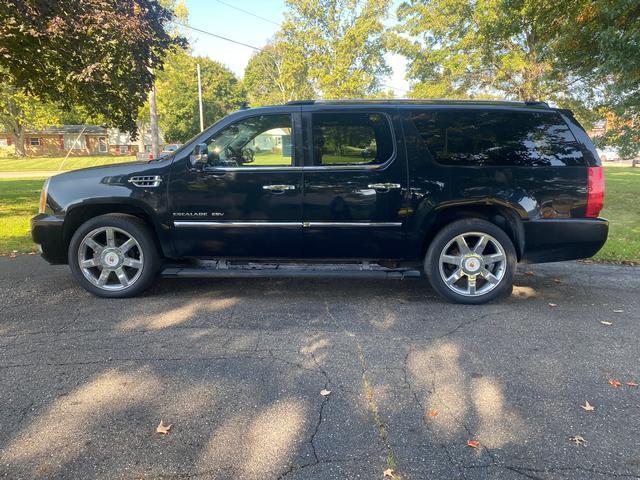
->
[[409, 109, 585, 167]]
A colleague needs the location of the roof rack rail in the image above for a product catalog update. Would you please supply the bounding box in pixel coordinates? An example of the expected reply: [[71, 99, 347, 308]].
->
[[285, 99, 551, 108], [524, 101, 550, 107], [285, 100, 316, 105]]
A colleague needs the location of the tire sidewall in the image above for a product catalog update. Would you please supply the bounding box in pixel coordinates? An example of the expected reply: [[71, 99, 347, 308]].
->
[[68, 214, 159, 298], [425, 219, 517, 304]]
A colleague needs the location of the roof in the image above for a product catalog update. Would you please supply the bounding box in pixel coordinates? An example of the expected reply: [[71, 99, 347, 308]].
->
[[286, 99, 551, 108], [25, 125, 108, 134]]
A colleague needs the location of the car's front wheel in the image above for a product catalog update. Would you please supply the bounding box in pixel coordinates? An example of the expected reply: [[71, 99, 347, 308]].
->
[[424, 219, 517, 304], [68, 214, 160, 298]]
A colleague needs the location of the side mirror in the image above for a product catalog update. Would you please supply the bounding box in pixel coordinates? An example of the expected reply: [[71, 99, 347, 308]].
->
[[191, 143, 209, 167]]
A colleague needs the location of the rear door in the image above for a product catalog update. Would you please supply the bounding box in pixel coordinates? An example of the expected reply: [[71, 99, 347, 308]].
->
[[301, 107, 409, 259]]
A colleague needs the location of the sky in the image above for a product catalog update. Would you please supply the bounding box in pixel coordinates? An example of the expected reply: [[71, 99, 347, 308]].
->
[[181, 0, 410, 96]]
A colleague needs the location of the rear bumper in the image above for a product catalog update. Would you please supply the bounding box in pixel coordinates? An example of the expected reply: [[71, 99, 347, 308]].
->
[[31, 214, 67, 264], [521, 218, 608, 264]]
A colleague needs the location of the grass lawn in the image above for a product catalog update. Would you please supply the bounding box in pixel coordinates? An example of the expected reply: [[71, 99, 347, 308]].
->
[[593, 167, 640, 263], [0, 155, 135, 172], [1, 167, 639, 262]]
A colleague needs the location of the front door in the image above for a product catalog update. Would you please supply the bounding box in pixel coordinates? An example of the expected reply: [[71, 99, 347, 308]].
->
[[301, 109, 409, 259], [168, 111, 304, 258]]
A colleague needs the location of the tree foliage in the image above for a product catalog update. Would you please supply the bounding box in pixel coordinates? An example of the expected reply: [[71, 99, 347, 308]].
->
[[155, 49, 246, 142], [278, 0, 392, 99], [394, 0, 573, 101], [244, 40, 314, 106], [0, 0, 185, 136], [0, 78, 62, 156], [546, 0, 640, 158]]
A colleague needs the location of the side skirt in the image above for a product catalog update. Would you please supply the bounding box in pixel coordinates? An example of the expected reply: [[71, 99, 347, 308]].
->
[[160, 260, 422, 280]]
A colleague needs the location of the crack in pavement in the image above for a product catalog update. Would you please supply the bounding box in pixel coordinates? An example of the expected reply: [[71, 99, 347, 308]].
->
[[322, 298, 400, 477]]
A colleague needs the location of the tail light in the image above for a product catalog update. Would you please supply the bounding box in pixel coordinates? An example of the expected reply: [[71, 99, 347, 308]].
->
[[586, 166, 604, 218]]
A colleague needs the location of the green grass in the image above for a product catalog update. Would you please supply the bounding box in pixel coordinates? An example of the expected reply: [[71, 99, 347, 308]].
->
[[593, 167, 640, 263], [0, 177, 45, 254], [1, 167, 639, 261], [0, 155, 136, 172]]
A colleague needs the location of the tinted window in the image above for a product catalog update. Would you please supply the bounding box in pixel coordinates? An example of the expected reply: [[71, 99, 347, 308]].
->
[[205, 114, 293, 167], [312, 112, 394, 166], [409, 109, 584, 166]]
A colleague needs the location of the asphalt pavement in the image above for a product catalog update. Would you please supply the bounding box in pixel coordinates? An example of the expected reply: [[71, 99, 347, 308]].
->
[[0, 256, 639, 479]]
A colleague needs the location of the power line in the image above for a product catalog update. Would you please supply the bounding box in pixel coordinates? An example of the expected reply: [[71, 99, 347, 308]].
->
[[174, 22, 264, 51], [213, 0, 281, 26]]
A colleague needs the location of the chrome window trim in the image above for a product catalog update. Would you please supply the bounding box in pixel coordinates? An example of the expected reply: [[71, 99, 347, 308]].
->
[[174, 221, 402, 228]]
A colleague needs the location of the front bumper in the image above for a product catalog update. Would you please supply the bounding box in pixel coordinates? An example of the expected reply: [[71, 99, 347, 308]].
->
[[521, 218, 609, 264], [31, 214, 67, 264]]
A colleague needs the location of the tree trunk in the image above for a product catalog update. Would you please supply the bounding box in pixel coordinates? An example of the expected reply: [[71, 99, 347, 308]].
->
[[13, 128, 26, 157]]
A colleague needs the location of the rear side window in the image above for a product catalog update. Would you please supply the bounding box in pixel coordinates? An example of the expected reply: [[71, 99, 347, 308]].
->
[[311, 112, 394, 166], [409, 109, 584, 167]]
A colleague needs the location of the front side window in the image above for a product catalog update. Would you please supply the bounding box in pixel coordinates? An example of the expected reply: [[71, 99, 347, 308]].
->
[[98, 137, 108, 153], [30, 137, 40, 146], [204, 114, 293, 168], [311, 112, 394, 166], [409, 109, 584, 167]]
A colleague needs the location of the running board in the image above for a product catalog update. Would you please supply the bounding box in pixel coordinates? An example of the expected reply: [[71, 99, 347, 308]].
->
[[161, 260, 422, 280]]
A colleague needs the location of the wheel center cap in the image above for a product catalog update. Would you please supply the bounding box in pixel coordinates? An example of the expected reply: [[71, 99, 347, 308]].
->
[[463, 256, 481, 273], [101, 249, 122, 268]]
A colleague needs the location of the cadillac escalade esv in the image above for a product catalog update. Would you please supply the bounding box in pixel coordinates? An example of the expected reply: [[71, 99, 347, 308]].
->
[[31, 100, 608, 304]]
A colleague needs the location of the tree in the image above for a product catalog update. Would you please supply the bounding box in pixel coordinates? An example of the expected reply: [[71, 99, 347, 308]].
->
[[279, 0, 392, 99], [0, 75, 62, 156], [155, 49, 246, 142], [394, 0, 578, 102], [243, 40, 314, 106], [545, 0, 640, 159], [0, 0, 185, 136]]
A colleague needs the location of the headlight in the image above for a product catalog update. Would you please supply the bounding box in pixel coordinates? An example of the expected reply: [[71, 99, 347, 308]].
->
[[38, 177, 50, 214]]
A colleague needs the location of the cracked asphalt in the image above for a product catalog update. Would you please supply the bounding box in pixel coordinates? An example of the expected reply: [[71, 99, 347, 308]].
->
[[0, 256, 639, 480]]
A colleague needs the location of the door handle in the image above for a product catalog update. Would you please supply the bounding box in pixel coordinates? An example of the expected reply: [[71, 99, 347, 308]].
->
[[367, 183, 401, 192], [263, 184, 296, 194]]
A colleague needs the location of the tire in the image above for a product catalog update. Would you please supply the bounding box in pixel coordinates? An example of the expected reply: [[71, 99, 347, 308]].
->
[[424, 218, 517, 304], [68, 214, 160, 298]]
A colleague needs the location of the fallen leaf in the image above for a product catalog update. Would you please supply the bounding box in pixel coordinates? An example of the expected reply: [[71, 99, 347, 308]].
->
[[427, 409, 438, 417], [569, 435, 587, 446], [467, 440, 480, 448], [626, 381, 638, 387], [613, 309, 624, 313], [548, 303, 557, 308], [553, 278, 562, 283], [156, 420, 172, 435], [581, 401, 595, 411], [524, 271, 535, 277], [608, 379, 622, 388], [383, 468, 396, 478], [600, 321, 613, 326], [320, 389, 331, 397]]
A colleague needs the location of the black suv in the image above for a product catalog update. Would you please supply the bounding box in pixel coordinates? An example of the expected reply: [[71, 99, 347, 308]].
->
[[31, 100, 607, 304]]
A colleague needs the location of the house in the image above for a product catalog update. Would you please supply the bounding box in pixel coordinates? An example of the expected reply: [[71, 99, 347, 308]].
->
[[0, 125, 159, 157]]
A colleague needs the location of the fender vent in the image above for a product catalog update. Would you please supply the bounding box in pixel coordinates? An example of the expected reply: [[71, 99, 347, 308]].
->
[[128, 175, 162, 188]]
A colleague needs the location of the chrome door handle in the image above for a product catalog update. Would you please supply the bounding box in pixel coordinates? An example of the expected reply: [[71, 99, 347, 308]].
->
[[368, 183, 401, 192], [263, 184, 296, 193]]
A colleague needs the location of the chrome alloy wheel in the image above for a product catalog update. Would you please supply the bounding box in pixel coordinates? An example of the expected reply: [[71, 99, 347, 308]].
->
[[77, 226, 144, 291], [438, 231, 507, 297]]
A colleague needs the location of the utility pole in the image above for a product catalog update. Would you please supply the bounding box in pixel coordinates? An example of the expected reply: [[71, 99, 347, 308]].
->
[[197, 63, 204, 132], [149, 85, 160, 159]]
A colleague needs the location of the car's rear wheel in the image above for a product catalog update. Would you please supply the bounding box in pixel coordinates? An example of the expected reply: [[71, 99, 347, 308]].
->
[[68, 214, 159, 298], [425, 219, 517, 304]]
